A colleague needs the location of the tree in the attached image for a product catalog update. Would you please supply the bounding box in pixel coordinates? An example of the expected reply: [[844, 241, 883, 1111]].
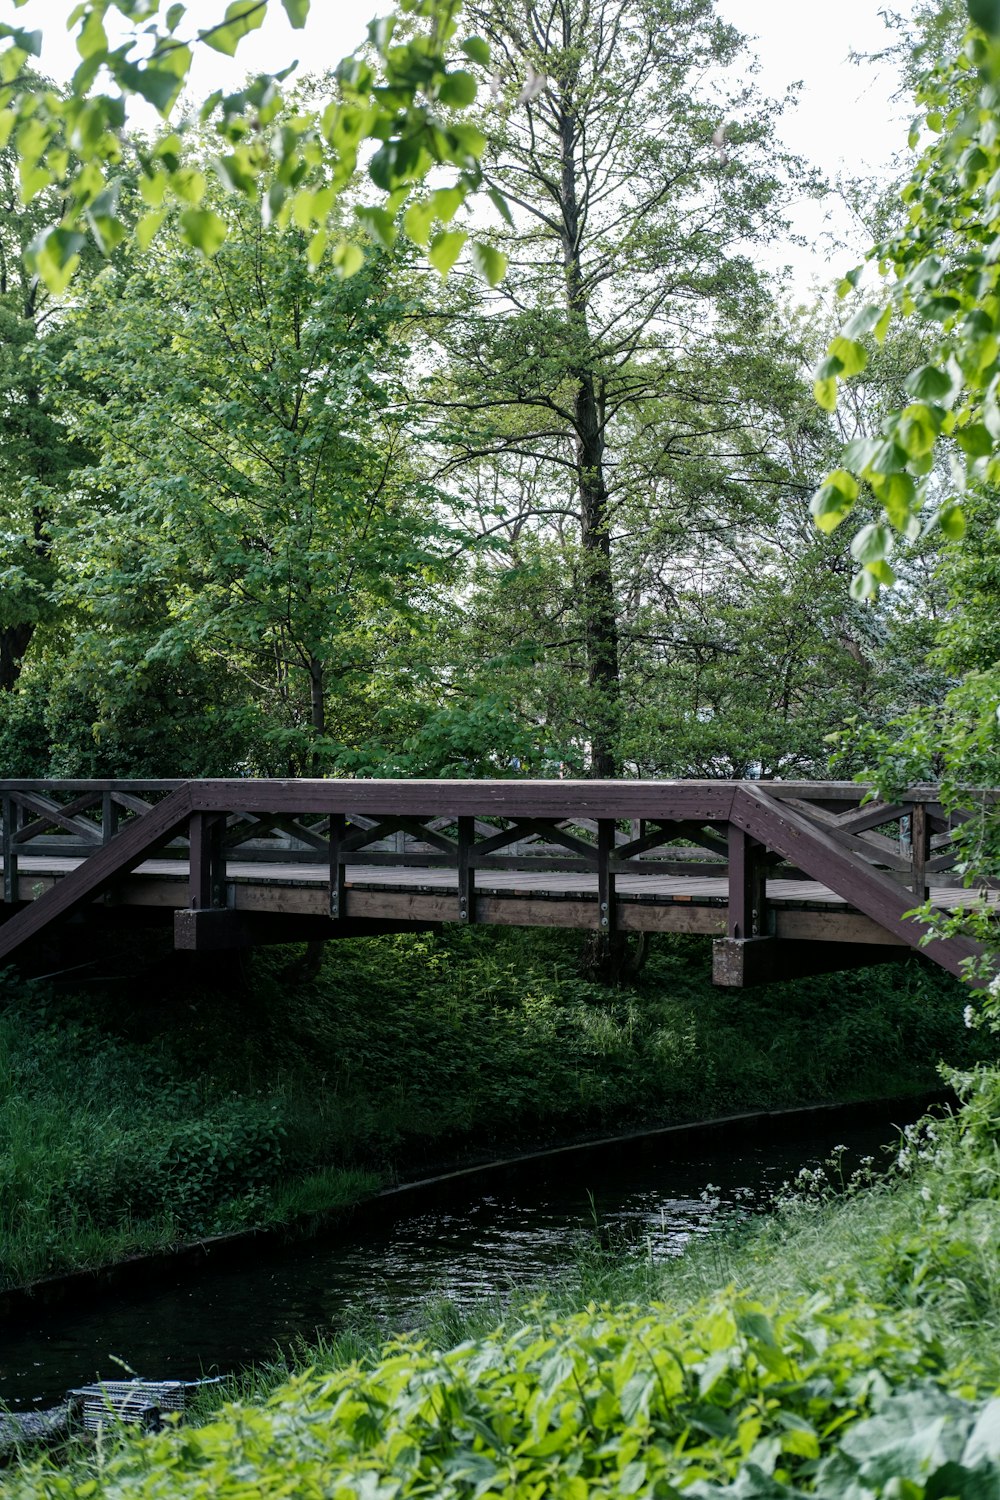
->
[[428, 0, 805, 775], [0, 129, 94, 691], [54, 193, 458, 774]]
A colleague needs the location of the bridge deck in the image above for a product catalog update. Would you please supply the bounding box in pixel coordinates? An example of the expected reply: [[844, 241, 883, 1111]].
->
[[5, 853, 996, 942]]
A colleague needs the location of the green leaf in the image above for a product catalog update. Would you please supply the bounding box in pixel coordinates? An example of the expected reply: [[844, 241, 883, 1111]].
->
[[461, 36, 491, 66], [873, 304, 892, 345], [200, 0, 266, 57], [136, 209, 168, 251], [828, 335, 868, 377], [281, 0, 310, 26], [403, 199, 435, 246], [471, 242, 507, 285], [76, 7, 108, 60], [843, 303, 884, 340], [938, 502, 967, 539], [428, 228, 467, 277], [850, 568, 879, 601], [332, 239, 364, 277], [814, 376, 838, 413], [810, 470, 858, 533], [27, 225, 86, 295], [851, 523, 892, 566], [487, 185, 514, 226], [871, 471, 917, 532], [438, 70, 478, 108], [897, 403, 940, 458], [179, 207, 227, 256], [354, 205, 397, 249], [957, 422, 993, 458], [969, 0, 1000, 36], [905, 364, 954, 402]]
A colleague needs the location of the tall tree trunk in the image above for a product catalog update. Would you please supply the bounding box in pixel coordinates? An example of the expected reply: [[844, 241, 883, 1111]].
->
[[308, 653, 326, 774], [558, 95, 621, 779], [0, 621, 34, 691]]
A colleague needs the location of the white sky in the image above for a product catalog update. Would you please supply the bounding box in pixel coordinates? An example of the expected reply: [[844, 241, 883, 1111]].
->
[[5, 0, 914, 297]]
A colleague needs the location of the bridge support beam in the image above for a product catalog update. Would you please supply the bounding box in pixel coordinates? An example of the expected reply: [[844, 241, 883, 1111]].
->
[[174, 909, 440, 951], [712, 935, 912, 989]]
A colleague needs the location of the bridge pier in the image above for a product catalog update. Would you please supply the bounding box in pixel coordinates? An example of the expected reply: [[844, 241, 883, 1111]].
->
[[712, 935, 912, 989]]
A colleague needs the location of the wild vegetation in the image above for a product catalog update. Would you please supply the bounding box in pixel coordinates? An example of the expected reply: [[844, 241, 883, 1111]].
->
[[2, 0, 1000, 1496], [0, 931, 979, 1290]]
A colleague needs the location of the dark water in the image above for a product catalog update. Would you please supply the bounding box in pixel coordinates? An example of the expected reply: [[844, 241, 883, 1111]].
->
[[0, 1107, 915, 1411]]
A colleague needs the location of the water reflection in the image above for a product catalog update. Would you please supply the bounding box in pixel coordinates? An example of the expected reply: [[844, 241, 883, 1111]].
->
[[0, 1113, 904, 1410]]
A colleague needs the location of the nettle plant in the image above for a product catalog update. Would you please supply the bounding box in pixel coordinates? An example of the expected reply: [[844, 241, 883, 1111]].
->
[[811, 0, 1000, 599]]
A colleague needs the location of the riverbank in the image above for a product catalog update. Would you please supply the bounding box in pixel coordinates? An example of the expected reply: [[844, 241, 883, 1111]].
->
[[0, 926, 988, 1290], [8, 1066, 1000, 1496]]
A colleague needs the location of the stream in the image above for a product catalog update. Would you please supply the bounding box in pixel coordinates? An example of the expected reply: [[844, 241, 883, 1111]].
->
[[0, 1102, 923, 1413]]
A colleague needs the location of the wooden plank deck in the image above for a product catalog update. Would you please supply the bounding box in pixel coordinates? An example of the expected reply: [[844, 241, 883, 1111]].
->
[[4, 852, 995, 941]]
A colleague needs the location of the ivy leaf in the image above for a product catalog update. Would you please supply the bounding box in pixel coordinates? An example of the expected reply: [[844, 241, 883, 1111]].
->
[[179, 208, 227, 256]]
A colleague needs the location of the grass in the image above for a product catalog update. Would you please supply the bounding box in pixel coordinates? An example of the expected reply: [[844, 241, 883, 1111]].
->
[[0, 925, 989, 1289]]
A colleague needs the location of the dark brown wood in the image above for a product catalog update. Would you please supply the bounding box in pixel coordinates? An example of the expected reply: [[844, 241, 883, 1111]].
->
[[730, 785, 982, 980], [727, 825, 766, 940], [174, 909, 439, 950], [188, 811, 226, 910], [457, 816, 475, 924], [0, 776, 992, 985], [329, 813, 346, 921], [597, 819, 615, 934], [2, 796, 16, 905], [0, 785, 193, 963], [910, 801, 930, 901]]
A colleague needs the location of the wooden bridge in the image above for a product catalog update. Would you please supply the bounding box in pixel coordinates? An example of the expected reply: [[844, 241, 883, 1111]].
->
[[0, 778, 995, 987]]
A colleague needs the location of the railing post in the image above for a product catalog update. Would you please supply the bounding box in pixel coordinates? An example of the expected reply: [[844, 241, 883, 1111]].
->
[[2, 796, 18, 904], [910, 800, 931, 901], [458, 816, 475, 924], [188, 811, 226, 910], [728, 825, 766, 939], [329, 813, 346, 921], [102, 792, 120, 847], [598, 819, 616, 934]]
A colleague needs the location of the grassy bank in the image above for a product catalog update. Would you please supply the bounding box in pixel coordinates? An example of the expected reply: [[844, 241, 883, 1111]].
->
[[0, 926, 988, 1288], [9, 1067, 1000, 1496]]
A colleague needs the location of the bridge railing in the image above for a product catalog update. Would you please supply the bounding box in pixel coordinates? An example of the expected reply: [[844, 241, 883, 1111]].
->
[[0, 777, 984, 923]]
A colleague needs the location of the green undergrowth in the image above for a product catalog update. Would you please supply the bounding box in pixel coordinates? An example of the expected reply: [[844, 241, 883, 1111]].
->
[[0, 927, 988, 1289], [11, 1068, 1000, 1497]]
